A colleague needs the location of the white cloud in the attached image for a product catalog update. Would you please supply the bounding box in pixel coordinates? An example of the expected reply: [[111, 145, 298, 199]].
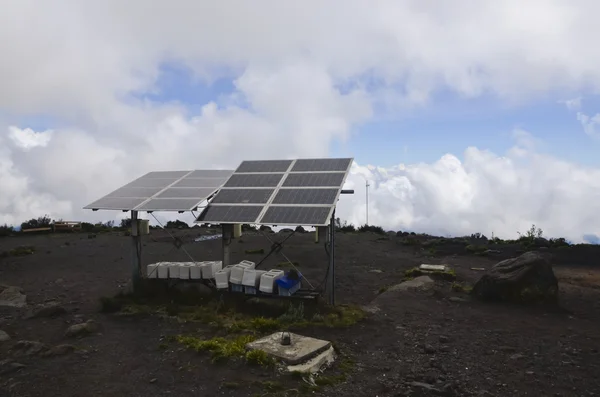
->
[[576, 112, 600, 138], [560, 97, 582, 111], [8, 127, 53, 150], [1, 0, 600, 241], [338, 133, 600, 243]]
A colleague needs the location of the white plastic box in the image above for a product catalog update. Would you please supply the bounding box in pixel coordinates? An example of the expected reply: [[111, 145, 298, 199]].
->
[[146, 263, 159, 278], [242, 269, 267, 294], [189, 262, 202, 279], [259, 269, 285, 294], [215, 265, 235, 289], [168, 263, 180, 278], [202, 261, 223, 279], [229, 261, 256, 284], [179, 262, 193, 279], [157, 262, 170, 279]]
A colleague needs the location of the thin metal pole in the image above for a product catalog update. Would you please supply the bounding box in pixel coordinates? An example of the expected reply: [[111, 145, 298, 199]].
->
[[366, 180, 370, 225], [131, 210, 141, 292], [328, 209, 336, 305]]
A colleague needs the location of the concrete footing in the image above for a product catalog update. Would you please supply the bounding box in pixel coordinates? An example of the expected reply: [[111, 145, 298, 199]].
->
[[246, 332, 333, 369]]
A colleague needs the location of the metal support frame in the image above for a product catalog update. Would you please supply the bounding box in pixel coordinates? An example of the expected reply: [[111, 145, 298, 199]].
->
[[222, 224, 234, 267], [327, 209, 336, 305], [131, 210, 142, 293]]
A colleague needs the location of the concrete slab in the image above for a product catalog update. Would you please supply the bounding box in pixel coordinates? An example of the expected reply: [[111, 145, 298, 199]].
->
[[420, 264, 447, 272], [287, 346, 336, 374], [246, 332, 331, 365]]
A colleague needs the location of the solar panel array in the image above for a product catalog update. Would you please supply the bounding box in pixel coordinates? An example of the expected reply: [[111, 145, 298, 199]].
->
[[84, 170, 234, 211], [197, 158, 353, 226]]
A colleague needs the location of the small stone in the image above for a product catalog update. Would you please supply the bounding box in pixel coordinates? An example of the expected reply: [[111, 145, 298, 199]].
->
[[27, 303, 67, 319], [150, 378, 157, 383], [0, 330, 10, 342], [65, 320, 100, 338], [424, 344, 436, 354], [449, 297, 468, 303], [42, 344, 76, 357], [369, 269, 383, 273], [0, 360, 26, 375], [13, 340, 47, 356], [0, 286, 27, 308], [510, 354, 525, 360], [439, 335, 449, 343]]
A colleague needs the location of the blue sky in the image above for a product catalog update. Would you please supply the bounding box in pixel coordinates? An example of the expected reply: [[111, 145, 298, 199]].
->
[[135, 63, 599, 169]]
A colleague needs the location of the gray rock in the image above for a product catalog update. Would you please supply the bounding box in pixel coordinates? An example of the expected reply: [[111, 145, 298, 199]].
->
[[65, 320, 100, 338], [0, 359, 26, 375], [0, 330, 10, 342], [13, 340, 47, 356], [42, 344, 76, 357], [388, 276, 434, 292], [471, 251, 559, 304], [0, 286, 27, 308], [409, 381, 442, 393], [26, 303, 67, 319]]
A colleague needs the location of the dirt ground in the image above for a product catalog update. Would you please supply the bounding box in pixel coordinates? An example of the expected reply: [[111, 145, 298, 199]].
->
[[1, 228, 600, 397]]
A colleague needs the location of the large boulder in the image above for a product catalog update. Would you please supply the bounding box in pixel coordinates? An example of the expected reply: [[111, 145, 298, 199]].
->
[[471, 252, 558, 304]]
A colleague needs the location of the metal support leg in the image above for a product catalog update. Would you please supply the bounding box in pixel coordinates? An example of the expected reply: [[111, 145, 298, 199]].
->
[[222, 224, 234, 267], [327, 210, 336, 305], [131, 210, 142, 293]]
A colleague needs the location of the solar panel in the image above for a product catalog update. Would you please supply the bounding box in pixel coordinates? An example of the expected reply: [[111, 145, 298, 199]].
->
[[282, 173, 345, 187], [136, 198, 209, 211], [172, 177, 229, 188], [272, 188, 339, 205], [143, 171, 190, 179], [155, 187, 219, 199], [291, 158, 352, 172], [187, 170, 236, 178], [235, 160, 293, 173], [84, 169, 234, 211], [211, 189, 275, 204], [259, 206, 333, 226], [193, 157, 353, 225], [124, 178, 180, 189], [84, 197, 149, 211], [106, 187, 163, 198], [224, 173, 284, 188], [197, 205, 264, 223]]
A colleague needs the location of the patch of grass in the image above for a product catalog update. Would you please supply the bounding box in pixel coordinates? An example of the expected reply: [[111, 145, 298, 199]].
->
[[278, 302, 306, 324], [377, 286, 389, 294], [276, 261, 301, 269], [222, 381, 241, 389], [244, 248, 265, 255], [245, 349, 276, 367], [258, 380, 284, 392], [176, 334, 256, 363], [357, 224, 385, 235], [451, 282, 472, 293], [1, 245, 36, 257], [465, 244, 488, 254], [401, 237, 421, 246], [230, 316, 281, 333]]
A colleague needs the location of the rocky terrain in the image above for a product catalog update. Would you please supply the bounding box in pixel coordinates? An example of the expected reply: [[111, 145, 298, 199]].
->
[[1, 227, 599, 396]]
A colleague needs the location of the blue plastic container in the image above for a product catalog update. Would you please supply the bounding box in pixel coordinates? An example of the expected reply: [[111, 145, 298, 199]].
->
[[231, 283, 244, 293], [275, 272, 302, 296]]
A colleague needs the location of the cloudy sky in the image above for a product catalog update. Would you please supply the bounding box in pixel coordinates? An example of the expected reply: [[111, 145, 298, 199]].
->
[[2, 0, 600, 242]]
